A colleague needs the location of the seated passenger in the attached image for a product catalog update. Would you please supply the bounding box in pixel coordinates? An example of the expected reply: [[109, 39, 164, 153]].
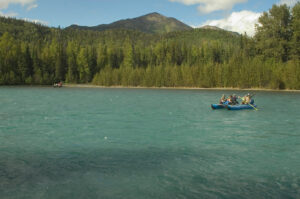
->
[[232, 94, 239, 105], [219, 94, 226, 104], [239, 95, 246, 104], [243, 93, 255, 104], [227, 95, 233, 105], [245, 94, 251, 104]]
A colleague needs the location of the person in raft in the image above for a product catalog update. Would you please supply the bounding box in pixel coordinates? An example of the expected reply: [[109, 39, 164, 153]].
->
[[220, 95, 234, 105], [240, 93, 255, 105], [232, 94, 239, 105], [220, 94, 227, 104], [226, 95, 234, 105]]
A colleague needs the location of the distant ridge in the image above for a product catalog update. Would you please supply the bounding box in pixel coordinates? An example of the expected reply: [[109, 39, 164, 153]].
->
[[199, 25, 240, 36], [67, 12, 193, 34], [200, 25, 223, 31]]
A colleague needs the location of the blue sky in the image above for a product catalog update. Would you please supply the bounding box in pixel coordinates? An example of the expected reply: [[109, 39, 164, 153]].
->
[[0, 0, 299, 35]]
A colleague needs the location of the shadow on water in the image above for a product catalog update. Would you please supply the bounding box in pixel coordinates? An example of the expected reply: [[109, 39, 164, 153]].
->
[[0, 146, 299, 199], [0, 147, 174, 182], [0, 147, 202, 199]]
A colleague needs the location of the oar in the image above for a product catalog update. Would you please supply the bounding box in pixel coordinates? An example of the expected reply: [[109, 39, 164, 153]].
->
[[249, 103, 258, 111]]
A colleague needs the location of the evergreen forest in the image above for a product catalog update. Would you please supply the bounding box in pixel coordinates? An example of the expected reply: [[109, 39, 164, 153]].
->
[[0, 3, 299, 89]]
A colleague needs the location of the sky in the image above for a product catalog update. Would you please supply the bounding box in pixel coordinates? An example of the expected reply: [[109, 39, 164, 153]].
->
[[0, 0, 299, 36]]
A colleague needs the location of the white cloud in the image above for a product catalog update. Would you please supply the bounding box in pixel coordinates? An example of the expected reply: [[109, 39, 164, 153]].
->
[[0, 0, 46, 26], [23, 18, 48, 25], [0, 0, 37, 10], [26, 3, 37, 11], [0, 12, 48, 25], [199, 10, 262, 36], [0, 10, 17, 17], [169, 0, 248, 14], [278, 0, 299, 6]]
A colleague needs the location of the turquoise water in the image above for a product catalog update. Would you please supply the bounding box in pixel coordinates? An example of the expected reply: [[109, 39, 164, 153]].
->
[[0, 87, 299, 199]]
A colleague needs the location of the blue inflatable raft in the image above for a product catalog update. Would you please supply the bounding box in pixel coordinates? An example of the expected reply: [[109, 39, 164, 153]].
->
[[211, 104, 227, 109], [227, 104, 257, 110], [211, 104, 257, 110]]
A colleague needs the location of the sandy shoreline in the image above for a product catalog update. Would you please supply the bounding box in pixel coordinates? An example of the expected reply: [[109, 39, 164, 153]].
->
[[62, 84, 300, 92]]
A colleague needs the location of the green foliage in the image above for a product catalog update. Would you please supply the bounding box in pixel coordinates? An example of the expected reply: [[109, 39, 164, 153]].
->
[[66, 41, 79, 83], [0, 3, 300, 90], [291, 2, 300, 60], [255, 4, 292, 62], [77, 47, 91, 83]]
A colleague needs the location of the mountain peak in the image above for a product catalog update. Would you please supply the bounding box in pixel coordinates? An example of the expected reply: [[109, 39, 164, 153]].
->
[[142, 12, 166, 19], [67, 12, 192, 34], [140, 12, 168, 23], [144, 12, 163, 16]]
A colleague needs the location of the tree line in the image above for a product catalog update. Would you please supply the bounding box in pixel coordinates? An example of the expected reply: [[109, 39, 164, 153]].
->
[[0, 3, 299, 89]]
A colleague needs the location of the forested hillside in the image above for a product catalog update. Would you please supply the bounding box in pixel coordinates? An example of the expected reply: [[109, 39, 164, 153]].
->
[[0, 3, 299, 89]]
